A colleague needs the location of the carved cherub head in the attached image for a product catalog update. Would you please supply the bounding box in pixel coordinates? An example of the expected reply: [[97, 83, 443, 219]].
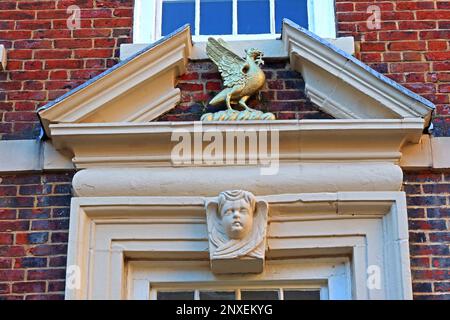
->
[[206, 190, 269, 260], [217, 190, 256, 240]]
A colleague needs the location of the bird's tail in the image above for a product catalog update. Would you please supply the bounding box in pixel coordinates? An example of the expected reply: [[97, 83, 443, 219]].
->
[[209, 91, 226, 106]]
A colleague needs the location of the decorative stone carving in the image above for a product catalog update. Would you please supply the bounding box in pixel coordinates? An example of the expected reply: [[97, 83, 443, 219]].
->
[[201, 38, 276, 121], [205, 190, 269, 274]]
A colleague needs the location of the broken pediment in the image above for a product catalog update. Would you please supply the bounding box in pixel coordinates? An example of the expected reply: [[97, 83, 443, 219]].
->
[[38, 20, 434, 139]]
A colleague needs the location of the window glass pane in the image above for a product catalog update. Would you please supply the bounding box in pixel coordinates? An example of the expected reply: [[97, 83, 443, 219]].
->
[[238, 0, 270, 34], [157, 291, 195, 300], [275, 0, 308, 33], [200, 0, 233, 35], [199, 291, 235, 300], [283, 290, 321, 300], [162, 0, 195, 36], [241, 290, 279, 300]]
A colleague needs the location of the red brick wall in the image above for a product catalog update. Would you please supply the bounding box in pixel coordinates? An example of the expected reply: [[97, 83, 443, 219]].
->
[[404, 171, 450, 299], [0, 0, 449, 300], [0, 173, 73, 300], [336, 0, 449, 137], [0, 0, 134, 140]]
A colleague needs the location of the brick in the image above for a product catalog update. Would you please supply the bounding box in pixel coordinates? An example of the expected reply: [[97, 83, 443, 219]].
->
[[410, 257, 430, 268], [48, 281, 65, 292], [36, 196, 71, 207], [0, 233, 13, 245], [27, 268, 66, 280], [410, 244, 449, 256], [29, 244, 68, 256], [380, 31, 418, 41], [0, 209, 16, 220], [390, 63, 429, 73], [432, 258, 450, 268], [14, 40, 52, 49], [14, 257, 47, 269], [420, 30, 450, 40], [417, 10, 450, 20], [15, 232, 49, 244], [404, 172, 443, 183], [0, 221, 29, 232], [51, 232, 68, 243], [45, 60, 83, 70], [49, 256, 66, 267], [276, 91, 306, 100], [0, 283, 10, 294], [0, 270, 24, 281], [12, 282, 46, 294], [409, 232, 427, 243], [406, 196, 446, 207], [412, 270, 450, 281], [409, 219, 447, 231], [398, 21, 436, 30], [25, 294, 64, 300], [427, 208, 450, 218], [205, 81, 222, 91], [412, 283, 432, 293], [178, 83, 203, 92], [0, 245, 26, 257], [422, 184, 450, 194], [31, 219, 69, 231], [74, 49, 113, 59], [408, 208, 426, 218], [73, 29, 112, 38], [93, 18, 132, 28], [34, 50, 72, 60], [18, 208, 50, 220], [434, 282, 450, 292]]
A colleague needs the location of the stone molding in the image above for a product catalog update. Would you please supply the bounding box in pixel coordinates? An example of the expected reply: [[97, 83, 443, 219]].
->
[[65, 192, 412, 299], [47, 119, 423, 169]]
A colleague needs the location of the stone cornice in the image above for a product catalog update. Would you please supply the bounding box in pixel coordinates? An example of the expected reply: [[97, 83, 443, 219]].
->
[[48, 119, 424, 168]]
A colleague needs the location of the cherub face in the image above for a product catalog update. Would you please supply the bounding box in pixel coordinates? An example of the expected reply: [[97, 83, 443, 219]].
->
[[220, 199, 254, 240]]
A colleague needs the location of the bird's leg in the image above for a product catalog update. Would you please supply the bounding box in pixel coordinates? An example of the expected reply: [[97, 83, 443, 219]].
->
[[226, 93, 233, 111], [238, 96, 256, 112]]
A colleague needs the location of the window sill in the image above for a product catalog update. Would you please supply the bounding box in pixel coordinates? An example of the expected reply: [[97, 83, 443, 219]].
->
[[120, 37, 355, 61]]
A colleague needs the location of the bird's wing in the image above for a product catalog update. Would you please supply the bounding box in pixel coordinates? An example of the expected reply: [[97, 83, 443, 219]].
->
[[206, 37, 248, 88]]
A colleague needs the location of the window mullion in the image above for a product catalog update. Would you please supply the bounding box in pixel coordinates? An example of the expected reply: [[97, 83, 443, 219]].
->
[[195, 0, 200, 36], [232, 0, 238, 35], [269, 0, 275, 34]]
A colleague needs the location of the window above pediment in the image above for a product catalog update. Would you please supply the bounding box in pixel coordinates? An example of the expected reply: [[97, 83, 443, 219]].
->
[[133, 0, 336, 43]]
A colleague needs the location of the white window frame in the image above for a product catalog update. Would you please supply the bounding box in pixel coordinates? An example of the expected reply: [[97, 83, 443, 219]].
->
[[128, 258, 352, 300], [133, 0, 336, 43]]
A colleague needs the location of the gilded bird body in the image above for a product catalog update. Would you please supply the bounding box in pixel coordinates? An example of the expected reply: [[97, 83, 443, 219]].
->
[[206, 38, 267, 112]]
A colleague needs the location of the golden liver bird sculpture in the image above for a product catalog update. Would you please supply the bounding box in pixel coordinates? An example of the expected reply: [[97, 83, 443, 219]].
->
[[201, 38, 276, 121]]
